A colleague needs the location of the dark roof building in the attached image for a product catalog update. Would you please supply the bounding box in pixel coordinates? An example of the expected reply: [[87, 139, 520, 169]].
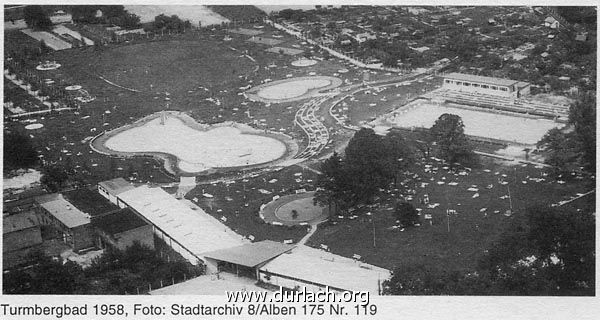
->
[[92, 208, 154, 251]]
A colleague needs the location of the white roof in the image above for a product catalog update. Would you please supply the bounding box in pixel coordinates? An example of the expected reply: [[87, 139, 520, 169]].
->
[[260, 245, 391, 294], [36, 194, 90, 228], [117, 186, 245, 259]]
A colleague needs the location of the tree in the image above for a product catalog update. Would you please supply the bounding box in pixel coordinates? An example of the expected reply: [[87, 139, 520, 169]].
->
[[315, 129, 415, 213], [480, 206, 595, 295], [23, 5, 53, 30], [40, 165, 69, 192], [344, 128, 392, 204], [3, 131, 38, 171], [568, 93, 596, 173], [314, 152, 349, 215], [429, 113, 476, 165], [382, 130, 413, 187], [537, 128, 578, 174], [394, 201, 419, 227]]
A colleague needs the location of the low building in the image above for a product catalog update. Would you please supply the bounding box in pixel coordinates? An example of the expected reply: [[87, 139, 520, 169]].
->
[[259, 245, 390, 295], [97, 177, 135, 207], [34, 187, 154, 253], [115, 185, 247, 270], [35, 193, 94, 252], [442, 72, 531, 98], [202, 240, 294, 278], [93, 208, 154, 251], [3, 211, 42, 253], [544, 16, 560, 29]]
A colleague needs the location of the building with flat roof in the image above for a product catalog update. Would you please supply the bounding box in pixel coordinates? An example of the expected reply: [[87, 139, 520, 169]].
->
[[116, 185, 247, 270], [259, 245, 390, 295], [442, 72, 530, 98], [202, 240, 295, 278], [35, 193, 94, 251], [3, 211, 42, 253], [92, 208, 154, 251], [98, 177, 136, 207]]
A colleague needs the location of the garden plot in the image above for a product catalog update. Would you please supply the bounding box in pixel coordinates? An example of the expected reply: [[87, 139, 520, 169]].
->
[[102, 115, 287, 173], [374, 100, 563, 145]]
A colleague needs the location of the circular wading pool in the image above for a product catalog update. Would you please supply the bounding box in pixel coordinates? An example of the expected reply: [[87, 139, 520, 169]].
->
[[260, 192, 329, 226]]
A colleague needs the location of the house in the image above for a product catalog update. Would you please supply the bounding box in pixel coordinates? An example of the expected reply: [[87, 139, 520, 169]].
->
[[575, 32, 588, 42], [50, 12, 73, 25], [3, 211, 42, 253], [35, 193, 94, 252], [544, 17, 560, 29], [354, 32, 376, 43], [93, 208, 154, 251], [35, 187, 153, 253]]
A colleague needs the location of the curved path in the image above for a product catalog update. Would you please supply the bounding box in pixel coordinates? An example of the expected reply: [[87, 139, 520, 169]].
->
[[293, 95, 332, 159]]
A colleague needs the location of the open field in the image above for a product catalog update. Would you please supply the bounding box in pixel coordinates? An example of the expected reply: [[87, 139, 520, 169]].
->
[[308, 158, 593, 271]]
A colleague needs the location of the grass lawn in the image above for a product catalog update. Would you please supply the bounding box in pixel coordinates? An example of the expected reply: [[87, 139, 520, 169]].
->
[[185, 164, 322, 243], [307, 157, 593, 271]]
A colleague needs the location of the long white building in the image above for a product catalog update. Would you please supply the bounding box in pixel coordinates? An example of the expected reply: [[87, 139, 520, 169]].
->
[[442, 72, 530, 98], [98, 179, 246, 271]]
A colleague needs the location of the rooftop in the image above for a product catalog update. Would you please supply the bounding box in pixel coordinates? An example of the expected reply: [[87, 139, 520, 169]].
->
[[35, 194, 90, 228], [92, 208, 148, 235], [3, 211, 40, 234], [98, 177, 135, 196], [444, 72, 522, 87], [117, 185, 246, 260], [63, 187, 119, 217], [203, 240, 295, 268], [260, 245, 390, 294]]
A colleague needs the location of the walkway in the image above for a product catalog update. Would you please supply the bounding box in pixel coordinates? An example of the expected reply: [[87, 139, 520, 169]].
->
[[294, 95, 333, 159]]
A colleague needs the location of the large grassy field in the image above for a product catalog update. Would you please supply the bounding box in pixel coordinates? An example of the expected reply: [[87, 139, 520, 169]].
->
[[307, 157, 593, 271]]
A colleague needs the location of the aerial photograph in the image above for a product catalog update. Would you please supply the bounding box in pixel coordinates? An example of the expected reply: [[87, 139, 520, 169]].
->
[[2, 4, 596, 298]]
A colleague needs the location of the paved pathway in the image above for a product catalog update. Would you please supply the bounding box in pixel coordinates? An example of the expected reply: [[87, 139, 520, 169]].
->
[[294, 95, 333, 159], [298, 224, 318, 245]]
